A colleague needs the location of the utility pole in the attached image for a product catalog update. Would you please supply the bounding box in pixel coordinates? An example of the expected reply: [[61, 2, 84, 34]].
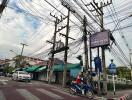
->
[[129, 49, 132, 80], [0, 0, 9, 18], [89, 32, 92, 74], [20, 43, 28, 68], [90, 0, 112, 95], [62, 8, 70, 87], [47, 12, 69, 84], [83, 15, 89, 72], [20, 43, 28, 57], [61, 2, 75, 87], [47, 14, 58, 84]]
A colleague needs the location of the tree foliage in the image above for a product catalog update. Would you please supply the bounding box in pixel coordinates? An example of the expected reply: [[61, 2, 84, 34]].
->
[[12, 55, 29, 68], [106, 66, 131, 80], [3, 66, 15, 74], [116, 66, 131, 80]]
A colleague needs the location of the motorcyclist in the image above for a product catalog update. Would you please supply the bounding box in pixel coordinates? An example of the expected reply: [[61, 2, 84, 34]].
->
[[72, 72, 85, 94]]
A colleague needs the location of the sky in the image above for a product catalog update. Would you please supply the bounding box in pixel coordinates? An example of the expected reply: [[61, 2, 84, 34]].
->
[[0, 0, 131, 68]]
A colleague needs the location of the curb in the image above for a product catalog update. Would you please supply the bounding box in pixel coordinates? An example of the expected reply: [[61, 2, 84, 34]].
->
[[107, 94, 129, 100], [119, 95, 129, 100]]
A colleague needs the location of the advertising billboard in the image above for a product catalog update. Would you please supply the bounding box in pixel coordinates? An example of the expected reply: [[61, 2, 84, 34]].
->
[[90, 30, 110, 48]]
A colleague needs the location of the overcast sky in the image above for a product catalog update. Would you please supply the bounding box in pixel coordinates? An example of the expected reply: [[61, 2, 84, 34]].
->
[[0, 0, 131, 68]]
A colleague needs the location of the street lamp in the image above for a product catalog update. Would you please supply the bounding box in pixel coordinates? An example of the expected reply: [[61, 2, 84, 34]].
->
[[20, 43, 28, 57], [20, 43, 28, 68], [10, 50, 17, 55]]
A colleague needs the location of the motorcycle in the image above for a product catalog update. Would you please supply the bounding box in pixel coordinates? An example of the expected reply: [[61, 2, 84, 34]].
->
[[69, 82, 94, 99]]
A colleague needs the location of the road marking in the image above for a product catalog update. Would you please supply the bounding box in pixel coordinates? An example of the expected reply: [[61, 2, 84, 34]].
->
[[37, 88, 63, 100], [52, 88, 78, 98], [1, 79, 8, 82], [1, 81, 7, 85], [16, 89, 40, 100], [0, 90, 6, 100], [0, 79, 8, 85]]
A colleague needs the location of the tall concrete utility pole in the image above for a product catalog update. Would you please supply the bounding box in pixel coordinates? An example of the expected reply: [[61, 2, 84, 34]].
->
[[61, 2, 75, 87], [100, 2, 107, 95], [20, 43, 28, 67], [47, 12, 68, 84], [90, 0, 112, 95], [0, 0, 9, 18], [83, 15, 89, 71], [20, 43, 28, 57], [62, 8, 70, 87], [129, 49, 132, 80], [47, 15, 58, 84]]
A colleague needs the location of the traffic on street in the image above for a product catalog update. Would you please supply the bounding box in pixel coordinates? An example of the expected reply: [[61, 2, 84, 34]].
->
[[0, 76, 99, 100]]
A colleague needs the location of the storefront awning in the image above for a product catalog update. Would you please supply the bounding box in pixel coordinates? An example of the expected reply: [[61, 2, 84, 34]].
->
[[25, 66, 39, 72], [53, 63, 81, 72], [53, 64, 63, 71], [35, 66, 47, 72], [67, 63, 80, 70]]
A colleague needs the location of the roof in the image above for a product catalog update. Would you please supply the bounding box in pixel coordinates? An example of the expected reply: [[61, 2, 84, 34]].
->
[[0, 59, 10, 65], [34, 61, 48, 66]]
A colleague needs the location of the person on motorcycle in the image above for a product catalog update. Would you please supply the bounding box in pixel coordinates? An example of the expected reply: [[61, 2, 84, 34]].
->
[[73, 72, 85, 94], [74, 72, 84, 84], [70, 72, 93, 98]]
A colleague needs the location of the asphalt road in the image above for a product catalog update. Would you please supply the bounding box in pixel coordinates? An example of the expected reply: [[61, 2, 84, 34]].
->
[[0, 76, 97, 100]]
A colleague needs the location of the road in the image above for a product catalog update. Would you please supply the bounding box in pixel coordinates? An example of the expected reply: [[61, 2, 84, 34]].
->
[[0, 76, 97, 100]]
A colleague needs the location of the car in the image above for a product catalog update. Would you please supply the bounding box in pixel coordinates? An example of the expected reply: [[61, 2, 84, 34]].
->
[[12, 71, 31, 82], [0, 72, 3, 76]]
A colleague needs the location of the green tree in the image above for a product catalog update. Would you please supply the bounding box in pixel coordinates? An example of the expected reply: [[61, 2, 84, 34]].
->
[[3, 66, 15, 74], [116, 66, 131, 80], [12, 55, 28, 68]]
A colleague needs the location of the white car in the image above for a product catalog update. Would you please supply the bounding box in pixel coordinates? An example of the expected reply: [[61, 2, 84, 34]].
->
[[12, 71, 31, 82]]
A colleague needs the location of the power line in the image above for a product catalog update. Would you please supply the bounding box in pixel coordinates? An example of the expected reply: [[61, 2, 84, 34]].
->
[[114, 41, 130, 64], [110, 47, 128, 66], [110, 3, 131, 51]]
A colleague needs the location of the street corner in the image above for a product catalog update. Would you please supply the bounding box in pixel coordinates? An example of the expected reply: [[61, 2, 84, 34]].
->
[[107, 94, 130, 100], [119, 94, 130, 100], [107, 98, 118, 100]]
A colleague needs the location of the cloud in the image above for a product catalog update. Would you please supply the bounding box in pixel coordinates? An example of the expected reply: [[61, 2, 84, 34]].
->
[[0, 1, 43, 59], [0, 0, 131, 68]]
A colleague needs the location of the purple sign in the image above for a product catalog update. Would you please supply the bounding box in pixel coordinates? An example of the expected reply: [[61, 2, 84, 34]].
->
[[90, 31, 110, 48]]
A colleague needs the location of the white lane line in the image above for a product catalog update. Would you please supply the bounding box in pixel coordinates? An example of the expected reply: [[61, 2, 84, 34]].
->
[[52, 88, 78, 98], [1, 81, 7, 85], [16, 89, 40, 100], [0, 90, 6, 100], [37, 88, 63, 100], [1, 79, 8, 82]]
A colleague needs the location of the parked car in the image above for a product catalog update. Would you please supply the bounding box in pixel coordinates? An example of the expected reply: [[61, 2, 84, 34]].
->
[[0, 72, 4, 76], [12, 71, 31, 82]]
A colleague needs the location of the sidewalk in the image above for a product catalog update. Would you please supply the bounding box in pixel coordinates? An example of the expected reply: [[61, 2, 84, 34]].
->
[[44, 82, 132, 100], [34, 81, 132, 100], [103, 90, 132, 100]]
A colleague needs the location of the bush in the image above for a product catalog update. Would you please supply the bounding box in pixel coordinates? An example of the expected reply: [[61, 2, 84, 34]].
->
[[107, 83, 132, 90]]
